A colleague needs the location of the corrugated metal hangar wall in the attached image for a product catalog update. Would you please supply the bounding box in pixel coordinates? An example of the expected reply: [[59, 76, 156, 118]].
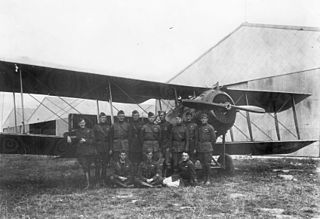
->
[[168, 23, 320, 156]]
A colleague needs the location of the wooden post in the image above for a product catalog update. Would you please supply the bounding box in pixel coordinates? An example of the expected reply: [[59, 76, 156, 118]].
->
[[291, 95, 300, 140], [108, 81, 114, 124], [245, 94, 253, 141]]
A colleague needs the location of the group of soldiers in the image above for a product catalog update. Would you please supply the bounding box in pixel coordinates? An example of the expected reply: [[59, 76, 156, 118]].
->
[[68, 109, 216, 189]]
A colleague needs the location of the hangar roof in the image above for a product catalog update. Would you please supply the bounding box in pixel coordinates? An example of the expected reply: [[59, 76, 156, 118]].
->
[[168, 23, 320, 87]]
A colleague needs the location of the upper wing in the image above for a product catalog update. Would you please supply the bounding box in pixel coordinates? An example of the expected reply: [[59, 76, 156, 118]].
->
[[0, 59, 310, 112], [0, 60, 207, 103], [223, 87, 311, 113]]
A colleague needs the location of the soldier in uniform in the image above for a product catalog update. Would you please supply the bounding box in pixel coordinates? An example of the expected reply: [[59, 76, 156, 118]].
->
[[92, 112, 111, 185], [67, 118, 96, 189], [129, 110, 144, 167], [158, 111, 172, 175], [158, 111, 172, 152], [178, 152, 197, 186], [135, 150, 163, 188], [197, 113, 216, 185], [140, 112, 161, 161], [184, 111, 198, 162], [170, 116, 189, 173], [110, 110, 131, 161], [109, 151, 134, 188]]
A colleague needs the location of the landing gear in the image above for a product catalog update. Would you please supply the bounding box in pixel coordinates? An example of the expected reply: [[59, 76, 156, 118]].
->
[[217, 134, 234, 175], [217, 153, 234, 174]]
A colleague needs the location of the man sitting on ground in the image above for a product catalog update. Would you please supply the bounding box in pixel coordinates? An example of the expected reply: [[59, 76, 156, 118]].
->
[[135, 151, 163, 188], [109, 151, 134, 188]]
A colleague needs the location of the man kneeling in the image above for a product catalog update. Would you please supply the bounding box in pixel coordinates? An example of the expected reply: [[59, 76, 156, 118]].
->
[[135, 151, 163, 188], [109, 151, 134, 188], [163, 152, 197, 187], [178, 152, 197, 186]]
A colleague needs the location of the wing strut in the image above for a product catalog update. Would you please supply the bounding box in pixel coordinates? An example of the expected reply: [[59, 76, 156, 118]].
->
[[245, 94, 253, 141], [96, 100, 100, 123], [158, 99, 162, 111], [174, 88, 178, 107], [222, 134, 226, 168], [12, 92, 18, 133], [17, 65, 26, 133], [229, 128, 234, 142], [273, 103, 281, 140], [267, 113, 297, 138], [108, 80, 114, 125], [291, 95, 300, 140], [238, 112, 273, 141]]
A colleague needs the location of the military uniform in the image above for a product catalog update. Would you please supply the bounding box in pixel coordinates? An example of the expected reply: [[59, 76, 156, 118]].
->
[[159, 120, 172, 153], [74, 127, 96, 172], [170, 124, 189, 171], [178, 159, 197, 186], [110, 121, 131, 160], [185, 121, 198, 162], [110, 158, 134, 188], [140, 122, 161, 161], [159, 120, 172, 173], [129, 120, 144, 165], [135, 159, 163, 187], [197, 123, 216, 182], [93, 122, 111, 182]]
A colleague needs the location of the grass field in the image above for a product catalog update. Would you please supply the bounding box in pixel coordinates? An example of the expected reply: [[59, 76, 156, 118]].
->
[[0, 154, 319, 218]]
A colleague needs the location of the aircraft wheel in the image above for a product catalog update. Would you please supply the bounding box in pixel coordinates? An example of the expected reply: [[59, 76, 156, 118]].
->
[[217, 153, 234, 175]]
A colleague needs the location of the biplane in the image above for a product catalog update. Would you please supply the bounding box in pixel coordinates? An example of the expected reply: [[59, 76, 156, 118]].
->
[[0, 59, 316, 165]]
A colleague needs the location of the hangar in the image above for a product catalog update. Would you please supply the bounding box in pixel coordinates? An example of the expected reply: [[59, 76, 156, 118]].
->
[[168, 22, 320, 156]]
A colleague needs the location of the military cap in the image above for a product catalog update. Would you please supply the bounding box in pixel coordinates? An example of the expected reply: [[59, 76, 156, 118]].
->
[[132, 110, 139, 115], [99, 112, 107, 117], [148, 112, 155, 117], [185, 111, 192, 116], [146, 148, 153, 154], [200, 113, 208, 119], [117, 110, 125, 115], [78, 118, 86, 123]]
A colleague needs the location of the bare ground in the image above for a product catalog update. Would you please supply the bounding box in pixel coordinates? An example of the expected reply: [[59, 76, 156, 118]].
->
[[0, 154, 319, 218]]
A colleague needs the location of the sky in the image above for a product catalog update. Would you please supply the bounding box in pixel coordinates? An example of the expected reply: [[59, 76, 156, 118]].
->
[[0, 0, 319, 130]]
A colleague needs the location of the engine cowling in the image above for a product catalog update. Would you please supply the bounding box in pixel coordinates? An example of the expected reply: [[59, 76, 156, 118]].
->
[[192, 90, 236, 136]]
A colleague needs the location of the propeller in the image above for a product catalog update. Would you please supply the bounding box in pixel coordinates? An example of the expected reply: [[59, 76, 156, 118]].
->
[[182, 99, 265, 113], [165, 105, 185, 125]]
